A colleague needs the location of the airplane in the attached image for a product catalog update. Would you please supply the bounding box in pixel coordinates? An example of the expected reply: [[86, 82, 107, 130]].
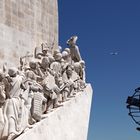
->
[[110, 52, 119, 55]]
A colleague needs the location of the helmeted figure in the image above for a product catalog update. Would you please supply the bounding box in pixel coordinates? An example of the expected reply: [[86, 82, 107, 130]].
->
[[62, 48, 72, 64]]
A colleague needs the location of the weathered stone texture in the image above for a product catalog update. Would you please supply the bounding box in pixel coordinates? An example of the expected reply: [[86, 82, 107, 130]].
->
[[15, 84, 93, 140], [0, 0, 58, 67]]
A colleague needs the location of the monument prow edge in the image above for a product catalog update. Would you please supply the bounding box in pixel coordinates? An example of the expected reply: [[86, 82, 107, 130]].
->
[[15, 84, 93, 140]]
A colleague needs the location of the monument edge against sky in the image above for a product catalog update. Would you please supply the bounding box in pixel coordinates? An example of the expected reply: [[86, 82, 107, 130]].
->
[[15, 84, 93, 140], [0, 1, 93, 140], [0, 0, 58, 67]]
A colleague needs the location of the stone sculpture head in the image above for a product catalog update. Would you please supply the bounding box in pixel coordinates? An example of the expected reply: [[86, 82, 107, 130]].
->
[[54, 52, 62, 61], [73, 62, 81, 72], [29, 60, 37, 69], [66, 64, 73, 79], [26, 70, 36, 81], [64, 48, 70, 55], [80, 60, 85, 68], [48, 55, 55, 63], [53, 49, 60, 56], [62, 51, 69, 60], [58, 46, 62, 52], [8, 67, 18, 77], [41, 57, 50, 69], [54, 75, 63, 85], [67, 36, 78, 46]]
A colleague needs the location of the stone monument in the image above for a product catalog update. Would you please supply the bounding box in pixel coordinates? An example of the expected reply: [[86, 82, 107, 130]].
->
[[0, 1, 93, 140]]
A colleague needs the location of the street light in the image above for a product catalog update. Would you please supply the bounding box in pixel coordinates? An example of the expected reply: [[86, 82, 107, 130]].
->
[[126, 87, 140, 131]]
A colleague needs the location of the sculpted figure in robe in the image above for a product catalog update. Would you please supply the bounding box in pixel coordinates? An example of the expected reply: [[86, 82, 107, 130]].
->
[[1, 68, 29, 140], [67, 36, 82, 63]]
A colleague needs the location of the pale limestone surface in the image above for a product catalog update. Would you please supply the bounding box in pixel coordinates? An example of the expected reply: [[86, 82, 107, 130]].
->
[[0, 35, 88, 140], [15, 84, 93, 140], [0, 0, 58, 67]]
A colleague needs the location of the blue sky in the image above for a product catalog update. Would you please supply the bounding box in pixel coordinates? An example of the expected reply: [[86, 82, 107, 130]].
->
[[58, 0, 140, 139]]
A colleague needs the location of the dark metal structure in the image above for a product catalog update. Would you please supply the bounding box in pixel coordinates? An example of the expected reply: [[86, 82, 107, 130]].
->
[[126, 87, 140, 131]]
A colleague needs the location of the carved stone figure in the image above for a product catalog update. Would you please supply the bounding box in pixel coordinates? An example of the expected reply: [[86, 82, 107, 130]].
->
[[19, 52, 33, 71], [34, 46, 43, 59], [65, 64, 73, 80], [73, 61, 86, 91], [73, 61, 84, 81], [50, 52, 62, 77], [26, 60, 43, 82], [67, 36, 82, 62], [42, 74, 60, 112], [79, 60, 86, 82], [0, 70, 6, 138], [54, 77, 69, 102], [63, 48, 72, 64], [2, 68, 29, 140], [0, 70, 6, 104], [31, 91, 47, 121], [25, 61, 47, 122], [61, 64, 75, 97], [62, 50, 71, 64], [39, 57, 51, 78], [34, 43, 53, 60]]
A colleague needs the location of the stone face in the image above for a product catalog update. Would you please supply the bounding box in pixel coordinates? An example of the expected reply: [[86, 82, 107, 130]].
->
[[15, 84, 93, 140], [0, 0, 58, 67]]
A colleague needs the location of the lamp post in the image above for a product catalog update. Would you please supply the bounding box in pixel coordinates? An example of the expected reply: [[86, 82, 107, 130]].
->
[[126, 87, 140, 131]]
